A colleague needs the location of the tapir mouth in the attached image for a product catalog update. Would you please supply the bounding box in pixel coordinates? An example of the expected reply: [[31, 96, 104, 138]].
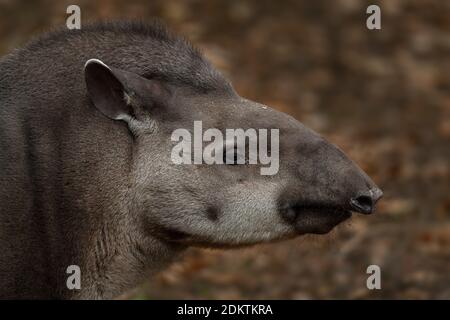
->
[[281, 205, 352, 235]]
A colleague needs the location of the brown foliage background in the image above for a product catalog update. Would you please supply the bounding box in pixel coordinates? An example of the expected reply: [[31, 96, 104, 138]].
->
[[0, 0, 448, 299]]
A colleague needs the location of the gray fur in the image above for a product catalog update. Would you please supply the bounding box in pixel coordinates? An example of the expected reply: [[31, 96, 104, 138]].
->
[[0, 21, 381, 299]]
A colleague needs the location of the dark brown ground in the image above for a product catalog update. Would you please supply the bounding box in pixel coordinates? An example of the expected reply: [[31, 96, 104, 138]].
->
[[0, 0, 448, 299]]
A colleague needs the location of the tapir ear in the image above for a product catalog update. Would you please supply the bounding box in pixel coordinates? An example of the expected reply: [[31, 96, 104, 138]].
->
[[84, 59, 134, 122]]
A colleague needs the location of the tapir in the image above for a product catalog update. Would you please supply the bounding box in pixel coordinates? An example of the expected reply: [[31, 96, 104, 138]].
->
[[0, 21, 382, 299]]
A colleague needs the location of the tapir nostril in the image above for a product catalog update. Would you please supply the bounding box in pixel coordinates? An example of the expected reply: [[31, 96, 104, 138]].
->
[[351, 195, 373, 214], [350, 187, 382, 215]]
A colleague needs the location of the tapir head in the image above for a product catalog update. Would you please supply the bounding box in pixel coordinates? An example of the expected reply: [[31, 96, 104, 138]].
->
[[84, 57, 382, 248]]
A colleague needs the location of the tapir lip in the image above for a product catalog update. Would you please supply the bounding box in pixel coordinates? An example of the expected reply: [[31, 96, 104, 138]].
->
[[283, 205, 352, 235]]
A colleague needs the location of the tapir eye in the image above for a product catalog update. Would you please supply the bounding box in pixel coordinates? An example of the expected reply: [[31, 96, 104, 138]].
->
[[223, 145, 247, 165]]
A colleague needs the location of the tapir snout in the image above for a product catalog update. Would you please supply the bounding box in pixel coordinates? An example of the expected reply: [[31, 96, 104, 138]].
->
[[277, 128, 383, 235]]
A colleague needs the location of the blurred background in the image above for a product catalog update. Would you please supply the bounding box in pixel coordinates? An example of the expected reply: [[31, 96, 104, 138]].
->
[[0, 0, 448, 299]]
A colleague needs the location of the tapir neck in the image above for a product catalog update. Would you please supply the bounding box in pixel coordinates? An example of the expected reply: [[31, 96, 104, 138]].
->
[[0, 108, 183, 298]]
